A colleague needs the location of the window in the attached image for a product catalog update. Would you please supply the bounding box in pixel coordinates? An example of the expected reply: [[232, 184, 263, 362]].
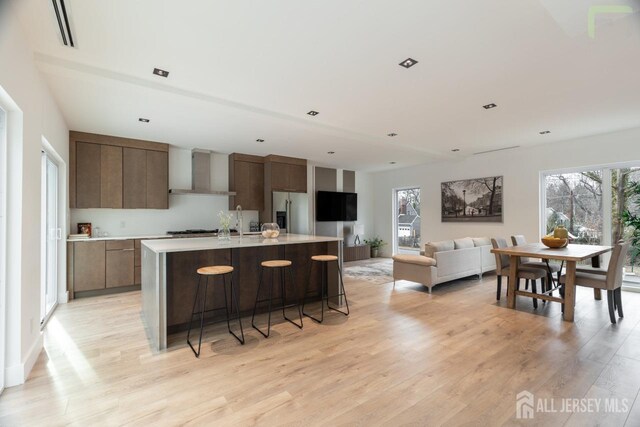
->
[[393, 187, 421, 254], [542, 164, 640, 286]]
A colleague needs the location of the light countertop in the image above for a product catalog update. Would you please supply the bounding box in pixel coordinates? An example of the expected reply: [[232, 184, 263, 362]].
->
[[142, 234, 343, 254], [67, 234, 171, 242]]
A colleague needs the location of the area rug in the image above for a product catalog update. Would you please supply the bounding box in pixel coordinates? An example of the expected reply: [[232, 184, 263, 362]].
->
[[344, 260, 394, 285]]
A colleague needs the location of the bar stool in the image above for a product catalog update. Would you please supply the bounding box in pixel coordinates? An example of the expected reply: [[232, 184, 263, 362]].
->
[[187, 265, 244, 358], [251, 260, 303, 338], [302, 255, 349, 323]]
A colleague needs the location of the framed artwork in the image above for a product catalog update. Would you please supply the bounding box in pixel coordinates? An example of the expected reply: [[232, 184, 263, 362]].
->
[[441, 176, 503, 222], [77, 222, 92, 236]]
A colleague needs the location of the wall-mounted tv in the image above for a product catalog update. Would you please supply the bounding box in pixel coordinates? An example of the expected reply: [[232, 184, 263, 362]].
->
[[316, 191, 357, 221]]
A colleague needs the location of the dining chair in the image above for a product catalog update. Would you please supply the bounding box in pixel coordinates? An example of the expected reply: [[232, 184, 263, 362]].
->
[[511, 235, 561, 294], [559, 241, 630, 324], [491, 238, 548, 308]]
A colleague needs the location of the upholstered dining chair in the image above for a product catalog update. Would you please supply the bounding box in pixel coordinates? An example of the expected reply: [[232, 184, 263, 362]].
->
[[511, 235, 561, 294], [560, 241, 629, 324], [491, 238, 548, 309]]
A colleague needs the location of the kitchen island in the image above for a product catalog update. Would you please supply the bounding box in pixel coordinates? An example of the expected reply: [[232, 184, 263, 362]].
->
[[141, 234, 343, 350]]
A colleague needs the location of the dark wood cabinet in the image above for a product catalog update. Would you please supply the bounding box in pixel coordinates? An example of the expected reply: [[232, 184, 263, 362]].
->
[[270, 162, 290, 191], [229, 153, 264, 211], [70, 131, 169, 209], [288, 164, 307, 192], [262, 155, 307, 222], [265, 156, 307, 193], [123, 148, 147, 209], [75, 142, 102, 208], [146, 151, 169, 209], [100, 145, 123, 208], [106, 245, 134, 288], [72, 241, 106, 291]]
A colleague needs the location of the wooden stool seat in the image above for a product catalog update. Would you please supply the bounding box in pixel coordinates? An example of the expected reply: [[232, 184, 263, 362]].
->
[[261, 260, 292, 268], [197, 265, 234, 276], [311, 255, 338, 262]]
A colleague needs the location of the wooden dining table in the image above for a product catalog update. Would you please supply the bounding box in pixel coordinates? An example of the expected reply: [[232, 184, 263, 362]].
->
[[491, 243, 612, 321]]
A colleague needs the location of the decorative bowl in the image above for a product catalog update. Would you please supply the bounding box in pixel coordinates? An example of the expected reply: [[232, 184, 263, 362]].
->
[[261, 223, 280, 239], [541, 237, 568, 248]]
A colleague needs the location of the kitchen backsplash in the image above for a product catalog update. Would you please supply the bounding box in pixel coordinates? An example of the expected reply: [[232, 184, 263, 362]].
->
[[70, 195, 259, 236]]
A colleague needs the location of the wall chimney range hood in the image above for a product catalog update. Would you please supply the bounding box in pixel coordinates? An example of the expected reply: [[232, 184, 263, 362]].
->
[[169, 149, 236, 196]]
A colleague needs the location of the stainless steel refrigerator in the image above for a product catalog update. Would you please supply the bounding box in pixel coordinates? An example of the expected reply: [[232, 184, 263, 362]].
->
[[272, 192, 309, 234]]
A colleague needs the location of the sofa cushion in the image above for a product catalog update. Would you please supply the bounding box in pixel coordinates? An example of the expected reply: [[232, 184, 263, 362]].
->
[[454, 238, 475, 249], [472, 237, 492, 247], [424, 240, 454, 258], [393, 254, 436, 267]]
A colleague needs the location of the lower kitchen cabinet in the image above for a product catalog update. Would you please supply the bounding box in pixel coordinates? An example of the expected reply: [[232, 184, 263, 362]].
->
[[72, 241, 106, 292], [106, 244, 135, 288], [68, 238, 166, 297]]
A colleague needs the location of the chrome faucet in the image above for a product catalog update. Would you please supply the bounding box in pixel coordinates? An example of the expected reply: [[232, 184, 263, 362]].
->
[[236, 205, 244, 238]]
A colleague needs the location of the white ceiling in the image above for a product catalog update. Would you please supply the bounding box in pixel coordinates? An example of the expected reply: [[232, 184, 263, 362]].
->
[[12, 0, 640, 171]]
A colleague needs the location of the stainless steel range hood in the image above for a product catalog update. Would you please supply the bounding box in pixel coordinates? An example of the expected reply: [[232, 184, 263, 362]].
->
[[169, 149, 236, 196]]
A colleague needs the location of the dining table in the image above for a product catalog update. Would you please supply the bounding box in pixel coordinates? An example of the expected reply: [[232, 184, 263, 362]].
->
[[490, 243, 613, 321]]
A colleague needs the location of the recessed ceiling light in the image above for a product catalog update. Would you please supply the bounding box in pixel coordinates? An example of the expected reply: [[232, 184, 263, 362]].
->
[[153, 68, 169, 77], [539, 130, 551, 135], [327, 151, 335, 154], [307, 111, 319, 116], [399, 58, 418, 69], [256, 139, 264, 142], [388, 133, 398, 137], [451, 148, 460, 152], [138, 118, 150, 123], [483, 103, 497, 109], [389, 161, 396, 164]]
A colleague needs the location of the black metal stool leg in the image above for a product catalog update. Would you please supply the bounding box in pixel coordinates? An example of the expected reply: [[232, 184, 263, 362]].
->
[[251, 267, 265, 331], [225, 273, 245, 344], [303, 260, 325, 323], [188, 276, 208, 358], [252, 267, 275, 338], [327, 261, 349, 316], [281, 267, 303, 329], [187, 275, 202, 356]]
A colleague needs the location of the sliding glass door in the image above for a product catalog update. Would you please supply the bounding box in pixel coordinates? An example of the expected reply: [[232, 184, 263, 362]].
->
[[542, 164, 640, 285], [41, 151, 60, 324], [393, 187, 421, 254], [0, 107, 6, 392]]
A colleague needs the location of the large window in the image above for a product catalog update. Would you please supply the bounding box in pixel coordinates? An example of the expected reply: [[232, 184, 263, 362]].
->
[[394, 187, 421, 254], [542, 165, 640, 285]]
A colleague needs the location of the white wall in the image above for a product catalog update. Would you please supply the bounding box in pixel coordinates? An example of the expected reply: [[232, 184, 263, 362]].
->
[[0, 5, 70, 386], [372, 126, 640, 257], [70, 148, 259, 235]]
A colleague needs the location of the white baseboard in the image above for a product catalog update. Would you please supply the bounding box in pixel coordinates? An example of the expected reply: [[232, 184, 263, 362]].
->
[[4, 333, 43, 387], [59, 290, 69, 304]]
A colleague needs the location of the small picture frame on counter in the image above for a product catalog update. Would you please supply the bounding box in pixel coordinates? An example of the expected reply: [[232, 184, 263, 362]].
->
[[77, 222, 92, 237]]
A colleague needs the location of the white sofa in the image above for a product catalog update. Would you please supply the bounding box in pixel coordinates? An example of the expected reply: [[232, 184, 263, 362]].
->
[[392, 237, 496, 292]]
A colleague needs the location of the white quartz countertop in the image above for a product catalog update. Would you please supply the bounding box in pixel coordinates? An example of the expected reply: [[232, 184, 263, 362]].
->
[[142, 234, 343, 253], [67, 234, 171, 242]]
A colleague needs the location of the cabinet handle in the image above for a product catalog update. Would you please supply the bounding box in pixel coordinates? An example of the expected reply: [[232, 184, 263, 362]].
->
[[122, 248, 135, 251]]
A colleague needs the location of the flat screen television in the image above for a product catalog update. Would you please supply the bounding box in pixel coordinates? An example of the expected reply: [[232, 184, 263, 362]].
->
[[316, 191, 357, 221]]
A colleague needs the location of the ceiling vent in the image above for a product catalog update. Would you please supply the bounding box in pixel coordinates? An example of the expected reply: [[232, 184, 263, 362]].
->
[[51, 0, 75, 47], [473, 146, 520, 155]]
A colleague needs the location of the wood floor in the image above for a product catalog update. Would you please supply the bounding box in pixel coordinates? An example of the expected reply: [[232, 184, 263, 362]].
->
[[3, 263, 640, 426]]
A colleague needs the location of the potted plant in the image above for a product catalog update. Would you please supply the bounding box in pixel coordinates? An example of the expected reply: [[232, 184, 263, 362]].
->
[[364, 237, 386, 258]]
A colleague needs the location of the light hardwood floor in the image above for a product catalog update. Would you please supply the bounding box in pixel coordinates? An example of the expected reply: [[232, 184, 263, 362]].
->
[[2, 265, 640, 426]]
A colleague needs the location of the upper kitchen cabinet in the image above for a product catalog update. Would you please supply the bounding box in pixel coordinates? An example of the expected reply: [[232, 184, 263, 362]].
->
[[69, 131, 169, 209], [146, 150, 169, 209], [228, 153, 264, 211], [75, 142, 101, 208], [265, 155, 307, 193]]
